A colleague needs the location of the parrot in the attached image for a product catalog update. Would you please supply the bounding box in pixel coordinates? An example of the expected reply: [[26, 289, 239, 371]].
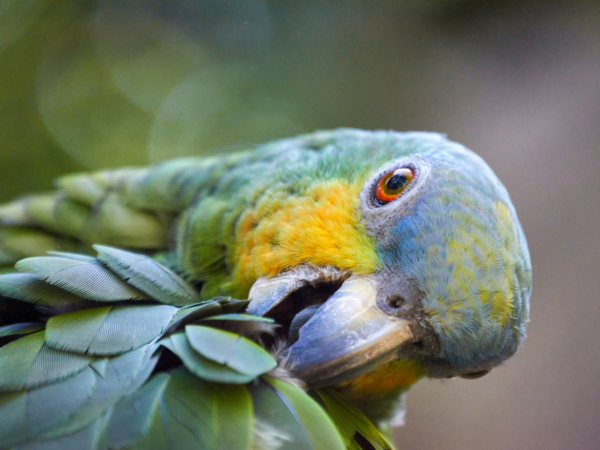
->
[[0, 128, 531, 450]]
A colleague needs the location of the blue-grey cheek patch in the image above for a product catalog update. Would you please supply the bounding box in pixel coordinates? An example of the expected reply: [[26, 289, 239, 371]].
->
[[377, 154, 531, 371]]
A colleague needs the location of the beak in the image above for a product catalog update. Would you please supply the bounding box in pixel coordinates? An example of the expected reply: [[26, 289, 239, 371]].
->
[[247, 271, 413, 388], [287, 275, 413, 387]]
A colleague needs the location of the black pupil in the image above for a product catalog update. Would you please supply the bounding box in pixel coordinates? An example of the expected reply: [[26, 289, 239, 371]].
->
[[386, 174, 407, 191]]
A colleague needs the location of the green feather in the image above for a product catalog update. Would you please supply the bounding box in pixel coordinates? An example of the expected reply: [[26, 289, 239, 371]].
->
[[45, 307, 110, 353], [0, 331, 94, 392], [124, 368, 231, 450], [0, 273, 82, 306], [23, 194, 62, 234], [122, 159, 208, 213], [114, 373, 254, 450], [39, 345, 158, 442], [0, 199, 33, 226], [250, 377, 345, 450], [167, 302, 223, 330], [52, 197, 91, 240], [0, 227, 79, 262], [165, 298, 248, 334], [0, 322, 43, 337], [56, 168, 143, 208], [46, 252, 97, 262], [85, 192, 167, 249], [165, 333, 255, 384], [107, 373, 170, 449], [211, 382, 253, 450], [56, 172, 111, 207], [23, 194, 89, 241], [15, 257, 148, 301], [314, 388, 394, 450], [45, 305, 176, 355], [23, 410, 111, 450], [185, 325, 276, 376], [0, 391, 27, 447], [200, 313, 275, 323], [94, 245, 199, 306], [0, 366, 97, 447]]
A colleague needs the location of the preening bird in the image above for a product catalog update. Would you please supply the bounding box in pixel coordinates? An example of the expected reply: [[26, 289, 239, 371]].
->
[[0, 129, 531, 449]]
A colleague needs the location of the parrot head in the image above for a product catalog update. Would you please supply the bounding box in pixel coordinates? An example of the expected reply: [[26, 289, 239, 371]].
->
[[244, 130, 531, 391]]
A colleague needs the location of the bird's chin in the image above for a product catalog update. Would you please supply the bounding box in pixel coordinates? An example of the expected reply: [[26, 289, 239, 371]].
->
[[246, 266, 415, 388]]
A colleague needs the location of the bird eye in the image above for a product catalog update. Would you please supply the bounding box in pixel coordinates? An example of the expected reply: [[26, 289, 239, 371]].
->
[[375, 167, 414, 204]]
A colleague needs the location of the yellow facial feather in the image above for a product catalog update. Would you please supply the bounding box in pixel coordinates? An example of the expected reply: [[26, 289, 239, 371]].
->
[[443, 200, 519, 327], [232, 180, 379, 296]]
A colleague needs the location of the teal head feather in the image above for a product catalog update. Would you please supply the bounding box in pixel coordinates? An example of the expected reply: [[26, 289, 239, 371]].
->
[[367, 133, 532, 374]]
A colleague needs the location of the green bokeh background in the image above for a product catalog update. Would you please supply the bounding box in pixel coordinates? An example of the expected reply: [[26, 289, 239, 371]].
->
[[1, 1, 599, 449]]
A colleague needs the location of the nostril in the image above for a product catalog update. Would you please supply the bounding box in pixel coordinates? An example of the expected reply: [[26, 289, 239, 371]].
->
[[386, 294, 405, 309], [412, 340, 424, 349]]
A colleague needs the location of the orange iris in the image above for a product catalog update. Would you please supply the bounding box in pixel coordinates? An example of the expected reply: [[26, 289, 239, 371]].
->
[[375, 167, 414, 204]]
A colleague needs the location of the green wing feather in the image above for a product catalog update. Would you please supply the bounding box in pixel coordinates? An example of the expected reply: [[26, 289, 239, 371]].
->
[[314, 388, 395, 450], [25, 410, 113, 450], [165, 332, 258, 384], [0, 322, 43, 337], [0, 364, 98, 447], [39, 345, 159, 441], [0, 273, 84, 306], [0, 245, 384, 449], [0, 227, 80, 265], [250, 377, 345, 450], [106, 373, 170, 449], [45, 305, 176, 355], [185, 325, 277, 376], [94, 245, 199, 306], [0, 331, 95, 391], [15, 257, 148, 301]]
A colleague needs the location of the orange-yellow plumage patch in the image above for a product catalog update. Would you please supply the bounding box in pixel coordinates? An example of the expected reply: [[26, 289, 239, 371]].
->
[[335, 360, 424, 400], [238, 212, 254, 239], [231, 180, 379, 296]]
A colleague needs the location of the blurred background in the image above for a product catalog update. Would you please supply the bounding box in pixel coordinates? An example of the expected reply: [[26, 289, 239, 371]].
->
[[1, 1, 599, 449]]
